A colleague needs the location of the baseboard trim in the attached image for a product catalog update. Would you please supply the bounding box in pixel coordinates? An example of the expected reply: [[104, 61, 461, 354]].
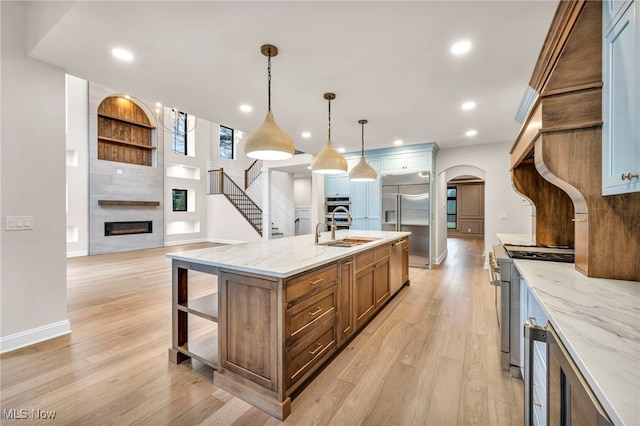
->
[[0, 320, 71, 354], [67, 250, 88, 258], [435, 249, 448, 265]]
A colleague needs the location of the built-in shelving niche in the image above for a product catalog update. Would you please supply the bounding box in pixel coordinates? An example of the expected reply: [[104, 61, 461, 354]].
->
[[97, 96, 156, 166]]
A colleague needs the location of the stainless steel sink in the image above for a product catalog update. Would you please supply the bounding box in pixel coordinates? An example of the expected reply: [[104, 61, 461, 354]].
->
[[318, 236, 381, 247]]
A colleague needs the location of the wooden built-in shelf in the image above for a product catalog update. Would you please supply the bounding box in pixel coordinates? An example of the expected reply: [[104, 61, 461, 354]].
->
[[98, 136, 156, 150], [177, 332, 218, 369], [98, 113, 156, 129], [178, 293, 218, 322], [98, 200, 160, 207]]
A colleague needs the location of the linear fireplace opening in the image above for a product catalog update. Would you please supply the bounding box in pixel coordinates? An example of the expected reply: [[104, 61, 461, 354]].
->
[[105, 221, 153, 236]]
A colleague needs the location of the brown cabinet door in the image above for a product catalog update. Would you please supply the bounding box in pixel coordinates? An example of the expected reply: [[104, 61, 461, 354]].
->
[[355, 266, 375, 329], [338, 258, 354, 345], [374, 259, 390, 307]]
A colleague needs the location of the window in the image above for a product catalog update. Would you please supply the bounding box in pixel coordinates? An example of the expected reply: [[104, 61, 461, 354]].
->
[[172, 111, 188, 155], [219, 125, 234, 159], [447, 186, 457, 229], [172, 189, 188, 212]]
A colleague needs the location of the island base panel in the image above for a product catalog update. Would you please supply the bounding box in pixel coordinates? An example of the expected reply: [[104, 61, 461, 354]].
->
[[214, 371, 291, 421]]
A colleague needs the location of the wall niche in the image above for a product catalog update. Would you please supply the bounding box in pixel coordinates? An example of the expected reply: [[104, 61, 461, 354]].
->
[[97, 96, 156, 166]]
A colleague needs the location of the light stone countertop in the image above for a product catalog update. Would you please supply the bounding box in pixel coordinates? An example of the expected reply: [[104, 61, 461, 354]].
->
[[514, 259, 640, 425], [497, 233, 536, 246], [166, 230, 411, 278]]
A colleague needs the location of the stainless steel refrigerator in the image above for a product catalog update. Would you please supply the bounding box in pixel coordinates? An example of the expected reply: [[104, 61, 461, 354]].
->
[[382, 172, 430, 268]]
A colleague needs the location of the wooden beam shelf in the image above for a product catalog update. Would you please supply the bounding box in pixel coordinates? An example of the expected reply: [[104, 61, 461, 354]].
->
[[98, 200, 161, 207], [98, 113, 156, 129], [98, 136, 156, 150]]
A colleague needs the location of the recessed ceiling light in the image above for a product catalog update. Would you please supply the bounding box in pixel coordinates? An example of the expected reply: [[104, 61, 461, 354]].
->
[[461, 101, 476, 110], [301, 131, 311, 138], [466, 129, 478, 137], [112, 47, 134, 61], [307, 166, 312, 170], [394, 139, 403, 146], [337, 147, 346, 153], [239, 104, 252, 112], [123, 95, 130, 100], [451, 40, 472, 55]]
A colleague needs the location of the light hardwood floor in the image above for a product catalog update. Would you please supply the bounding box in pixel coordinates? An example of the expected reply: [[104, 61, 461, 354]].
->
[[1, 238, 523, 425]]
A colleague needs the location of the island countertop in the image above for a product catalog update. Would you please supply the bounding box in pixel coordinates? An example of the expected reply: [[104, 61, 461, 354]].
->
[[166, 230, 410, 278], [514, 259, 640, 425]]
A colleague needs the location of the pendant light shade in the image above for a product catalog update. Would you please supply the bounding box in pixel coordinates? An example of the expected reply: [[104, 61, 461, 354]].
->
[[244, 44, 295, 160], [349, 119, 377, 181], [311, 93, 347, 174]]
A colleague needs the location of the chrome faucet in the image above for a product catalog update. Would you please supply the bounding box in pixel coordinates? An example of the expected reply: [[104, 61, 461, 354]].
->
[[315, 222, 328, 244], [331, 206, 352, 241]]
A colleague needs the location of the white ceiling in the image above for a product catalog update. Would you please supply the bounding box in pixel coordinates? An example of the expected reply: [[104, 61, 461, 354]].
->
[[26, 1, 557, 156]]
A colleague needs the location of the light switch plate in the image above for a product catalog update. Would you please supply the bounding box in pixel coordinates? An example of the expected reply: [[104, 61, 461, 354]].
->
[[5, 216, 34, 231]]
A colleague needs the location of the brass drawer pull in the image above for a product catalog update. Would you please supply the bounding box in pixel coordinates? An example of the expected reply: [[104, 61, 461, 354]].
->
[[571, 218, 586, 222], [621, 172, 639, 181], [309, 277, 324, 286], [308, 307, 323, 316], [308, 343, 323, 356]]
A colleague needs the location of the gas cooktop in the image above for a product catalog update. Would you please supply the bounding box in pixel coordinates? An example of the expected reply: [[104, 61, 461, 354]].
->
[[504, 245, 575, 263]]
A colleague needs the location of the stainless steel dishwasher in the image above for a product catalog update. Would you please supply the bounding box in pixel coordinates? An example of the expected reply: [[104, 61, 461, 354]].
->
[[390, 239, 403, 294]]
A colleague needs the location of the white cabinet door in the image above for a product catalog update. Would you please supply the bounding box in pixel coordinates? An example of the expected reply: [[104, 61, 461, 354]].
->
[[349, 173, 381, 231], [603, 0, 640, 195], [405, 152, 429, 171], [325, 174, 350, 197], [381, 151, 429, 174]]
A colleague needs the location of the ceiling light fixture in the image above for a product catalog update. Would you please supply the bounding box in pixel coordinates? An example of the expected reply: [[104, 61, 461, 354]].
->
[[466, 129, 478, 136], [157, 107, 198, 134], [337, 147, 346, 153], [301, 131, 311, 138], [239, 104, 252, 112], [311, 93, 347, 174], [461, 101, 476, 110], [112, 47, 134, 61], [244, 44, 295, 160], [451, 40, 471, 55], [394, 139, 403, 146], [349, 119, 377, 182]]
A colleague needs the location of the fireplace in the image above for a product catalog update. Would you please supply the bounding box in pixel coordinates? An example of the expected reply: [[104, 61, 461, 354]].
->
[[104, 221, 153, 236]]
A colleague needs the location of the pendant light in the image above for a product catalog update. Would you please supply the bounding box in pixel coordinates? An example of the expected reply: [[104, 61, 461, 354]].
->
[[244, 44, 295, 160], [349, 119, 377, 181], [311, 93, 347, 174]]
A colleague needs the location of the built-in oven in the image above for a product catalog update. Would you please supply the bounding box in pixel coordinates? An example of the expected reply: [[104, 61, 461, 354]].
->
[[325, 197, 351, 214], [325, 197, 351, 230]]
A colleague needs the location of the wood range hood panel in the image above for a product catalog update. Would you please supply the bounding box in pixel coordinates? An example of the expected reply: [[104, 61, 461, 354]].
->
[[511, 0, 640, 281]]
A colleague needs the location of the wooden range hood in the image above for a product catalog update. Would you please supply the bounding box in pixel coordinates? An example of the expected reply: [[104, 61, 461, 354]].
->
[[510, 0, 640, 281]]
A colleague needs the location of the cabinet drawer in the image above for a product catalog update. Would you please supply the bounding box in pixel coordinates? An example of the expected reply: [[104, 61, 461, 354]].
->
[[286, 263, 338, 303], [375, 244, 390, 260], [356, 249, 376, 270], [286, 319, 337, 389], [286, 286, 337, 345]]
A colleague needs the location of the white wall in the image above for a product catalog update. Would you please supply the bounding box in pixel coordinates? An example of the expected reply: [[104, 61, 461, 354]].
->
[[207, 196, 262, 244], [293, 177, 312, 207], [1, 1, 70, 352], [164, 114, 210, 246], [435, 141, 532, 262], [66, 74, 89, 257]]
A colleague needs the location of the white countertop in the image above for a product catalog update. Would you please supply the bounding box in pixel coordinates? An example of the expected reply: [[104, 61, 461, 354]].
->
[[514, 259, 640, 425], [497, 233, 535, 246], [166, 230, 410, 278]]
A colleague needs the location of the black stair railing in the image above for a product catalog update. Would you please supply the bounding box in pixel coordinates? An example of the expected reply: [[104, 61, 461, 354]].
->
[[209, 168, 262, 235], [244, 159, 262, 189]]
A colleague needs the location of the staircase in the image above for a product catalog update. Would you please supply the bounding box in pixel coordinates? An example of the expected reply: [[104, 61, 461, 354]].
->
[[209, 168, 263, 235]]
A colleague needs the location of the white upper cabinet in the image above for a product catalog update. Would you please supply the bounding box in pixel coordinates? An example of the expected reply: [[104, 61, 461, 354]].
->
[[603, 0, 640, 195], [325, 174, 350, 197], [350, 159, 381, 231], [381, 151, 429, 174]]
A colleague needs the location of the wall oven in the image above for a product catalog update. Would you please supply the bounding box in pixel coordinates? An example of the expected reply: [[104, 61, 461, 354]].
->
[[325, 197, 351, 230]]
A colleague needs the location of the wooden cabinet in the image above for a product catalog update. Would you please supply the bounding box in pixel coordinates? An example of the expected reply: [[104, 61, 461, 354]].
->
[[381, 151, 429, 174], [325, 174, 350, 197], [350, 159, 381, 231], [354, 245, 391, 329], [97, 96, 156, 167], [603, 0, 639, 195], [338, 258, 355, 345], [402, 237, 409, 284], [547, 324, 613, 426]]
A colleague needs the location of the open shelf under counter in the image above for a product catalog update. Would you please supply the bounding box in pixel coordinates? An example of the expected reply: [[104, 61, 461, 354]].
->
[[178, 293, 218, 322], [176, 332, 218, 369]]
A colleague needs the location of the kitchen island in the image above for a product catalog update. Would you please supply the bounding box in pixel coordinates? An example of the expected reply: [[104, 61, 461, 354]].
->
[[166, 230, 410, 420]]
